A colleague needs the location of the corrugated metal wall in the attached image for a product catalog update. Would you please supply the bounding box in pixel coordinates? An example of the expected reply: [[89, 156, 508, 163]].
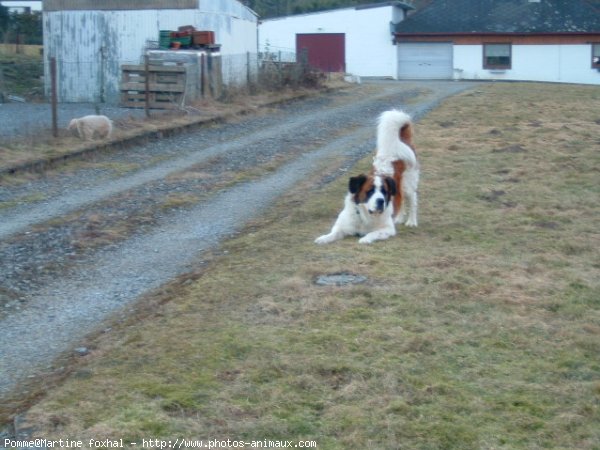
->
[[44, 0, 258, 103]]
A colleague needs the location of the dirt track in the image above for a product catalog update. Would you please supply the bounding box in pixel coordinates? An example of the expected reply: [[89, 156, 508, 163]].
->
[[0, 80, 476, 405]]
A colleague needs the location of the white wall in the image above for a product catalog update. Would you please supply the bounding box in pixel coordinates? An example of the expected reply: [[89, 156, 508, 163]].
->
[[453, 44, 600, 85], [259, 6, 402, 78], [197, 0, 258, 55]]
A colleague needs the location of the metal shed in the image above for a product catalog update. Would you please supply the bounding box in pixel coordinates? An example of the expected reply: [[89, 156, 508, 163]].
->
[[43, 0, 258, 103]]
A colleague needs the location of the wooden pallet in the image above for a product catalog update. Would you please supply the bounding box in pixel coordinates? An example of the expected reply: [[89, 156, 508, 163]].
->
[[120, 64, 185, 109]]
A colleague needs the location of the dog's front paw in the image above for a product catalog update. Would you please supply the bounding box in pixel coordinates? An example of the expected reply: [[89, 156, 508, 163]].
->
[[395, 213, 407, 224], [315, 235, 333, 245], [405, 218, 418, 227], [358, 236, 373, 244]]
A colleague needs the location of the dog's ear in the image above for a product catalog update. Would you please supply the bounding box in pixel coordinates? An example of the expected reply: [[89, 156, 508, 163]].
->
[[384, 176, 397, 197], [349, 175, 367, 194]]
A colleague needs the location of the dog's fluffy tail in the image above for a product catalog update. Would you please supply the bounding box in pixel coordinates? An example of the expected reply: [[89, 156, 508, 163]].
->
[[376, 109, 416, 168]]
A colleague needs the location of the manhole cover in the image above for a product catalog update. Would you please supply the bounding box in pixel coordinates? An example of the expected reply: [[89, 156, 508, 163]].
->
[[314, 272, 368, 286]]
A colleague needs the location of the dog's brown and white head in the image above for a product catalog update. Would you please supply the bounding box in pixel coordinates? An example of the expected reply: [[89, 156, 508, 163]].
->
[[349, 174, 397, 215]]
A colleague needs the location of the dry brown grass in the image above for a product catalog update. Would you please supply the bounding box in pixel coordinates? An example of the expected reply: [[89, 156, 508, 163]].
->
[[10, 83, 600, 449]]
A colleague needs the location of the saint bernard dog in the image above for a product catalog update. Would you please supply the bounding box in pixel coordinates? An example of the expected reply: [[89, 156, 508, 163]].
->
[[315, 109, 419, 245]]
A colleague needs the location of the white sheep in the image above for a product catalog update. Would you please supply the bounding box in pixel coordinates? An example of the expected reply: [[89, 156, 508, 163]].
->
[[68, 115, 113, 140]]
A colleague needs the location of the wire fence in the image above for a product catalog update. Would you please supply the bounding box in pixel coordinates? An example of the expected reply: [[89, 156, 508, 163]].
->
[[0, 49, 315, 107]]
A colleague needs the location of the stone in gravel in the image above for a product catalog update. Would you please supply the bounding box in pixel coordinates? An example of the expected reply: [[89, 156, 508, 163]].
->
[[74, 347, 89, 356]]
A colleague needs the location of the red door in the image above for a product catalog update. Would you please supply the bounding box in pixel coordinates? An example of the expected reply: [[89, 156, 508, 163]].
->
[[296, 33, 345, 72]]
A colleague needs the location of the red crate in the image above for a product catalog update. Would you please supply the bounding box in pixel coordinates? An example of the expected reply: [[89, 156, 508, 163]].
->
[[193, 31, 215, 46], [178, 25, 196, 33]]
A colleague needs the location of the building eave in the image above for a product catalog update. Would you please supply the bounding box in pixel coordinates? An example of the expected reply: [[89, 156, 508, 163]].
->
[[394, 31, 600, 37], [355, 1, 415, 12], [261, 1, 414, 22]]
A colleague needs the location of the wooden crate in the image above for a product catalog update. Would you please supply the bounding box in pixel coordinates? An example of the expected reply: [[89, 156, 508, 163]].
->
[[120, 64, 186, 109], [193, 31, 215, 46]]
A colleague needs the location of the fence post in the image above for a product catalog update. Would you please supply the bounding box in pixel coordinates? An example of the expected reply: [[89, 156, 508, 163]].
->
[[200, 53, 205, 98], [50, 57, 58, 138], [208, 53, 213, 98], [278, 51, 282, 86], [99, 45, 106, 104], [144, 54, 150, 118], [0, 64, 5, 102], [246, 51, 251, 91], [300, 48, 309, 76]]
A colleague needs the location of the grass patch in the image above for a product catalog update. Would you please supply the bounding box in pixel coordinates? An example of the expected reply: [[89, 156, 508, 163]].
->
[[0, 53, 44, 99], [17, 83, 600, 449], [159, 193, 201, 211], [0, 191, 46, 210]]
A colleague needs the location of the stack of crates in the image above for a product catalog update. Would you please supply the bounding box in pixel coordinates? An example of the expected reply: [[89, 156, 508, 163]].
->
[[157, 27, 216, 50], [171, 32, 192, 47], [159, 30, 171, 49], [172, 25, 193, 47]]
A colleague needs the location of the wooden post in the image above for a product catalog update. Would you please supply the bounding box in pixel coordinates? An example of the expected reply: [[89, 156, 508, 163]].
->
[[208, 53, 213, 98], [99, 46, 106, 104], [200, 53, 205, 98], [50, 57, 58, 138], [144, 54, 150, 118], [300, 48, 309, 76], [0, 64, 5, 102], [278, 51, 282, 86], [246, 51, 251, 90]]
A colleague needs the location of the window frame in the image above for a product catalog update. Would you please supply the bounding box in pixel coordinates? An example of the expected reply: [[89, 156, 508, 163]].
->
[[483, 43, 512, 70], [592, 43, 600, 69]]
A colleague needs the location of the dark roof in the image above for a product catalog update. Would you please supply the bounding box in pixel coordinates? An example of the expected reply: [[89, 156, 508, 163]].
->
[[394, 0, 600, 34], [356, 1, 415, 12]]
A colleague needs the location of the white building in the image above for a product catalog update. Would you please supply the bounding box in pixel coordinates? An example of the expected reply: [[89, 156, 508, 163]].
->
[[43, 0, 258, 102], [259, 1, 414, 79], [393, 0, 600, 85]]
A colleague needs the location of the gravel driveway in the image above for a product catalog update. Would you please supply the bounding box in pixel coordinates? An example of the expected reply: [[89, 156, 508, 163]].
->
[[0, 80, 477, 411]]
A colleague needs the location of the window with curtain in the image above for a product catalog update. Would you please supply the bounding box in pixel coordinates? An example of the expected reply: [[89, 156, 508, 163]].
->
[[593, 44, 600, 68], [484, 43, 511, 69]]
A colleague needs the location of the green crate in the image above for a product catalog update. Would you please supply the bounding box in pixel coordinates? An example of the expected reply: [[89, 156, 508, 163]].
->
[[159, 30, 173, 49], [172, 36, 192, 46]]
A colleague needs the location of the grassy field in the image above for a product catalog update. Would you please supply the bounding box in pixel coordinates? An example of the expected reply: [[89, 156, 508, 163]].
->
[[15, 83, 600, 449], [0, 53, 44, 100]]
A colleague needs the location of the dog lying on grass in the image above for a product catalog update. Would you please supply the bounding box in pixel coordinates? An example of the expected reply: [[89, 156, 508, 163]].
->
[[68, 115, 113, 140]]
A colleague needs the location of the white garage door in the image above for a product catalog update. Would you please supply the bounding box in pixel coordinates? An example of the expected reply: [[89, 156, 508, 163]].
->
[[397, 43, 453, 79]]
